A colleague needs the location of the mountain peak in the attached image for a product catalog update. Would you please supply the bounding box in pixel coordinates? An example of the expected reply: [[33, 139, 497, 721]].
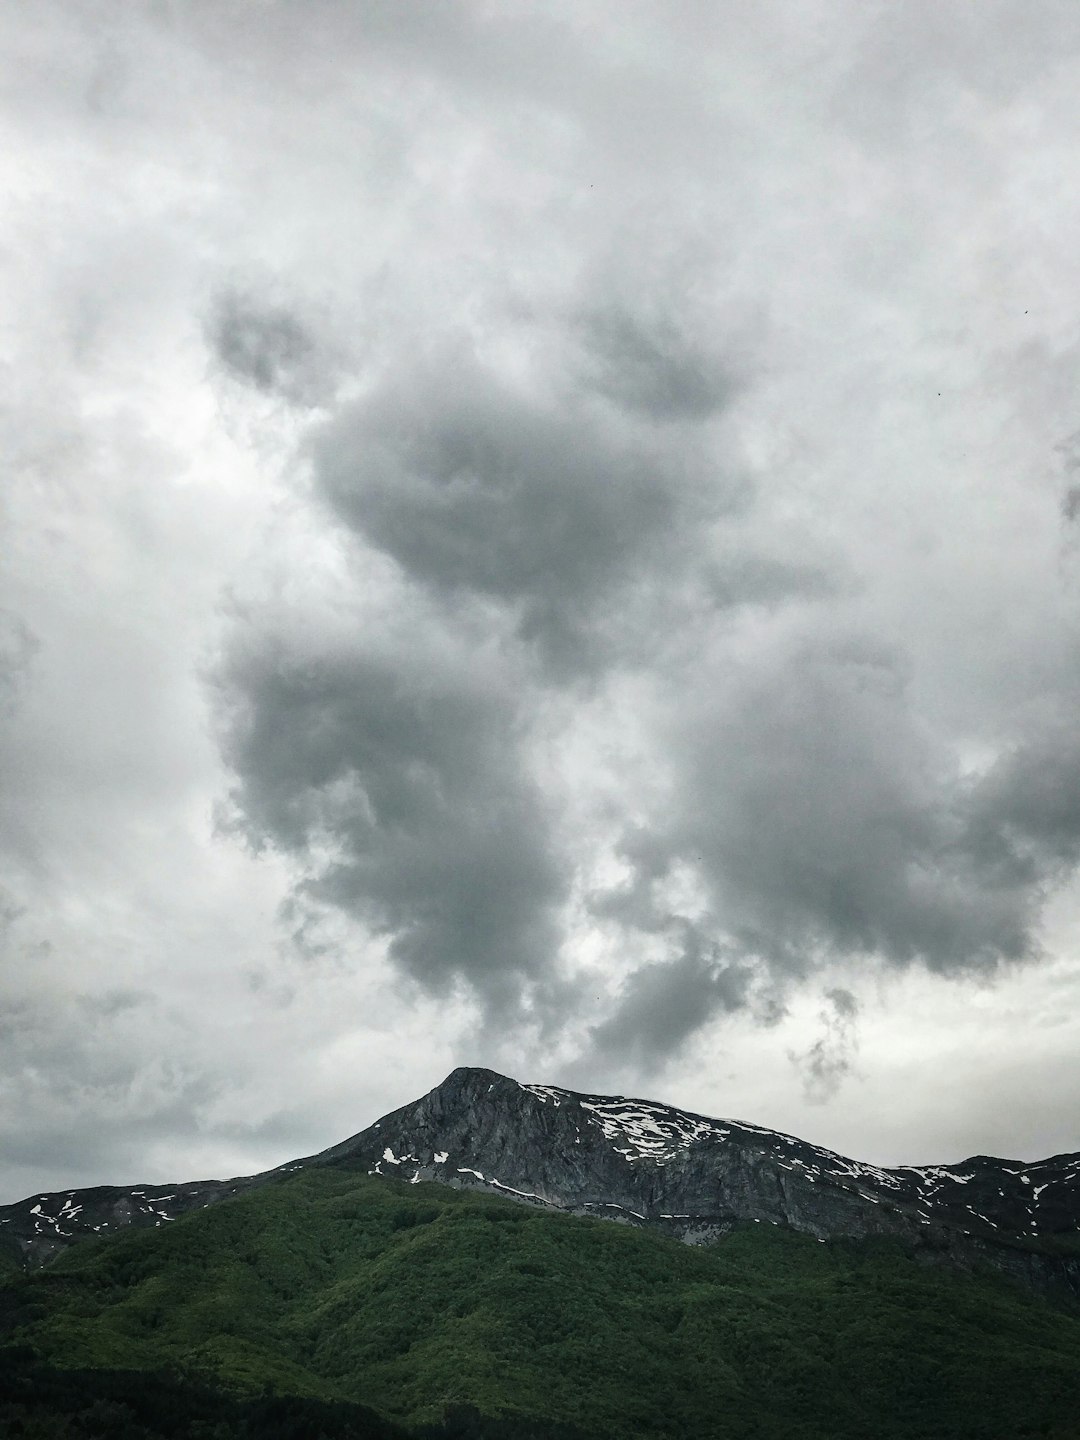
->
[[307, 1069, 1080, 1302], [437, 1065, 512, 1091]]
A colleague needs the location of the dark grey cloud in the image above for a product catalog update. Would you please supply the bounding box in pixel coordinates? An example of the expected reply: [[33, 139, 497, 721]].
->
[[0, 891, 23, 932], [78, 988, 148, 1020], [789, 987, 860, 1104], [0, 610, 38, 712], [965, 727, 1080, 881], [575, 304, 735, 423], [208, 290, 333, 406], [701, 552, 839, 611], [1056, 431, 1080, 524], [588, 927, 753, 1071], [309, 346, 747, 674], [216, 623, 567, 1018]]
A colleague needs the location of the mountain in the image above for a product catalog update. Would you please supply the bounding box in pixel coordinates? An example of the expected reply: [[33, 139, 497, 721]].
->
[[4, 1066, 1080, 1301], [5, 1070, 1080, 1438], [6, 1168, 1080, 1439]]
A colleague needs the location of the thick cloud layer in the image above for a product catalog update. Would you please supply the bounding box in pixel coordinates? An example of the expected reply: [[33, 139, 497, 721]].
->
[[5, 0, 1080, 1198], [202, 0, 1080, 1072], [218, 352, 1080, 1066]]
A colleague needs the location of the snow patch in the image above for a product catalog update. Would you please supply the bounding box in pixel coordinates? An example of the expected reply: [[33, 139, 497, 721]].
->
[[966, 1207, 998, 1228], [908, 1167, 972, 1186], [577, 1098, 732, 1163], [521, 1084, 564, 1106], [489, 1178, 544, 1201]]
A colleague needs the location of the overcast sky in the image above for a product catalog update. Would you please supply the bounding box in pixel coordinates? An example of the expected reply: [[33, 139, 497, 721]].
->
[[4, 1, 1080, 1204]]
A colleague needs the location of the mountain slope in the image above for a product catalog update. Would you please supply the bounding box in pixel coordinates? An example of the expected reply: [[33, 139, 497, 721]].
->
[[6, 1167, 1080, 1440], [4, 1067, 1080, 1303]]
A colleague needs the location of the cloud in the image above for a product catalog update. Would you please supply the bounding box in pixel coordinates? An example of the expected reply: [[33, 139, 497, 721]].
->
[[0, 973, 218, 1195], [574, 303, 735, 423], [588, 927, 753, 1071], [0, 610, 38, 713], [965, 726, 1080, 880], [590, 623, 1080, 1052], [7, 0, 1080, 1197], [1056, 431, 1080, 525], [213, 320, 842, 1034], [216, 283, 1080, 1073], [216, 607, 568, 1021], [206, 288, 349, 408], [309, 343, 749, 676], [789, 987, 860, 1103]]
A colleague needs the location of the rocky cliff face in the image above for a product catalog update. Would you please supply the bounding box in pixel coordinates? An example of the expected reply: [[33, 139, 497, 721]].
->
[[308, 1067, 1080, 1298], [5, 1066, 1080, 1300]]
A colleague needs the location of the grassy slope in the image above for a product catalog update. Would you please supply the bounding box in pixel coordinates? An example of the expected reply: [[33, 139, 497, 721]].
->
[[5, 1168, 1080, 1440]]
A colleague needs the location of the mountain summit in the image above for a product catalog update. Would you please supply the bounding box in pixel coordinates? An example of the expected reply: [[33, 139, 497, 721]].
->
[[4, 1066, 1080, 1299]]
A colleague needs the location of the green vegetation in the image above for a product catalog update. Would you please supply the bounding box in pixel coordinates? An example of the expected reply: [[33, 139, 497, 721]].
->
[[4, 1169, 1080, 1439]]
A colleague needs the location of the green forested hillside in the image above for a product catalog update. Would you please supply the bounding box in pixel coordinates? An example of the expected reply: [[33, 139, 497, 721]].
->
[[3, 1168, 1079, 1439]]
